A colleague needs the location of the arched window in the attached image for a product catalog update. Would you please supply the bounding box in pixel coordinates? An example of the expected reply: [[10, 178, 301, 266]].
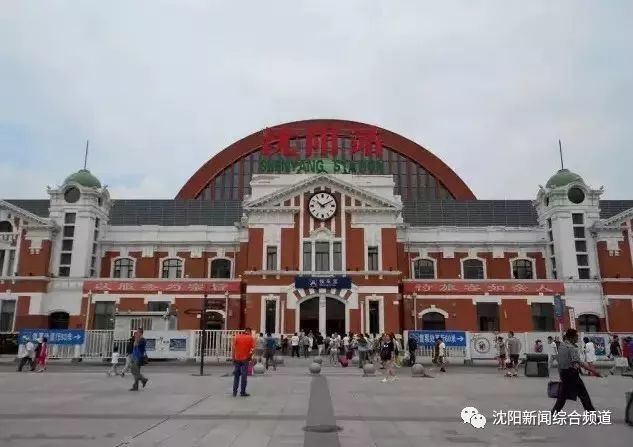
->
[[577, 314, 600, 333], [0, 221, 12, 232], [463, 259, 485, 279], [210, 258, 231, 278], [422, 312, 446, 330], [161, 258, 183, 279], [49, 311, 69, 329], [112, 258, 134, 278], [413, 259, 435, 279], [512, 259, 534, 279]]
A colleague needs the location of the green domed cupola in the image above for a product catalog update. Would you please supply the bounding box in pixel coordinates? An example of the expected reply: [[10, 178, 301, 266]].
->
[[64, 169, 102, 188], [546, 168, 584, 189]]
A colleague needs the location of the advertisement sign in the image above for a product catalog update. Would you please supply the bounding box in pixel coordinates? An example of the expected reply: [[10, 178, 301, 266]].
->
[[141, 331, 190, 359], [83, 280, 240, 294], [19, 329, 85, 345], [295, 275, 352, 290], [587, 335, 608, 357], [553, 295, 565, 318], [403, 280, 565, 295], [408, 330, 467, 347]]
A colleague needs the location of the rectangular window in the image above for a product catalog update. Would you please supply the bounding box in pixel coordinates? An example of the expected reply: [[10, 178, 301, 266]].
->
[[62, 239, 73, 251], [577, 254, 588, 266], [95, 218, 100, 228], [58, 266, 70, 277], [60, 253, 72, 265], [531, 303, 555, 331], [64, 213, 76, 224], [367, 246, 379, 271], [130, 317, 152, 332], [476, 303, 499, 331], [315, 242, 330, 271], [547, 218, 552, 229], [63, 226, 75, 238], [4, 250, 15, 276], [147, 301, 169, 312], [303, 242, 312, 271], [572, 213, 584, 225], [0, 250, 4, 275], [368, 300, 380, 335], [0, 300, 16, 332], [575, 240, 587, 252], [93, 302, 115, 330], [573, 227, 585, 239], [266, 246, 277, 270], [333, 242, 342, 271], [92, 243, 97, 255], [265, 300, 276, 334], [578, 268, 591, 279], [547, 230, 553, 242]]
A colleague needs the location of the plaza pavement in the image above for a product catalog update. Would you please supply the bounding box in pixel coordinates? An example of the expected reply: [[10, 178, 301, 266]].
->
[[0, 359, 631, 447]]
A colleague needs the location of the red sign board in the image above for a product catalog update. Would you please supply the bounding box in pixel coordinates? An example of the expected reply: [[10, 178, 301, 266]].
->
[[83, 280, 241, 294], [403, 281, 565, 295], [262, 124, 383, 158]]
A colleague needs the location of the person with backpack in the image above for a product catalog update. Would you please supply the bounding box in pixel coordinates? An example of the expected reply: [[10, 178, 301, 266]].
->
[[129, 328, 148, 391], [357, 333, 369, 368], [407, 334, 418, 366], [380, 333, 396, 382], [264, 332, 277, 371], [17, 339, 36, 372]]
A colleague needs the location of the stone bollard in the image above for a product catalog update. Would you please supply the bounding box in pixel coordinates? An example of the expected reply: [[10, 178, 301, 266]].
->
[[253, 362, 266, 375], [309, 362, 321, 375], [313, 356, 323, 365], [411, 363, 430, 377], [351, 356, 360, 367], [274, 355, 284, 366], [363, 363, 376, 376]]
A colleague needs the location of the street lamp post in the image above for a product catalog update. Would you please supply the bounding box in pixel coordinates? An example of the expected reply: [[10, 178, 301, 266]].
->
[[199, 293, 209, 376]]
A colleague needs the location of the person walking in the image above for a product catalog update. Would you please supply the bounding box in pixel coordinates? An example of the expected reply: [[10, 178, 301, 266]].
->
[[407, 334, 418, 366], [582, 337, 598, 375], [264, 332, 277, 371], [505, 331, 521, 377], [255, 333, 265, 364], [437, 337, 447, 373], [107, 346, 121, 376], [316, 332, 325, 356], [551, 329, 599, 414], [290, 333, 300, 358], [303, 332, 312, 358], [609, 335, 623, 375], [17, 339, 36, 372], [35, 337, 48, 372], [280, 335, 288, 356], [129, 329, 148, 391], [380, 333, 396, 382], [357, 333, 368, 368], [547, 336, 558, 368], [496, 336, 507, 370], [232, 327, 255, 397]]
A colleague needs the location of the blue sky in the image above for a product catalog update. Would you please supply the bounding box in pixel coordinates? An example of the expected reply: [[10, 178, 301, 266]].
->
[[1, 1, 632, 199]]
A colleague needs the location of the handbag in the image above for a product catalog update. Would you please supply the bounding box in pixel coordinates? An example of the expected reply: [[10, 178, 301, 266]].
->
[[547, 381, 561, 398]]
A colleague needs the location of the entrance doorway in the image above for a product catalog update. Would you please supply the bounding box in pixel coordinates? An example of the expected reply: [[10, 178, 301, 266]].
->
[[299, 297, 319, 334], [326, 298, 345, 336], [422, 312, 446, 330], [49, 311, 70, 329], [206, 311, 225, 330]]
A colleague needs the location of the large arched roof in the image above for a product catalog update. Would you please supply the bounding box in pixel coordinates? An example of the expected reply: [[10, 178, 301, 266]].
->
[[176, 119, 476, 200]]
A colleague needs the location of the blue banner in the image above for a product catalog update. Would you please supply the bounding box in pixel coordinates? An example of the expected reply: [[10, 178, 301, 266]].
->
[[19, 329, 85, 345], [553, 295, 565, 318], [294, 275, 352, 289], [408, 330, 467, 347]]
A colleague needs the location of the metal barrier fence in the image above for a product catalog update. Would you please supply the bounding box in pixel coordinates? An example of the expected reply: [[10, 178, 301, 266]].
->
[[192, 330, 240, 360]]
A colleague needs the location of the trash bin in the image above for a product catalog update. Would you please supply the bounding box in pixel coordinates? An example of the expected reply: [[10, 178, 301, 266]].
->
[[525, 354, 549, 377]]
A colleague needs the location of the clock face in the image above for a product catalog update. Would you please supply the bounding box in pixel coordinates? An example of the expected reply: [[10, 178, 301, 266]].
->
[[308, 192, 337, 221]]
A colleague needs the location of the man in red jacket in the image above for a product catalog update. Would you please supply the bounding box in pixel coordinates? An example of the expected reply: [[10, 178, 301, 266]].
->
[[232, 328, 255, 397]]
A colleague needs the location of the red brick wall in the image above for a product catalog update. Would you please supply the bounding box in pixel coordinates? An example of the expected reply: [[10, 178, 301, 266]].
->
[[381, 228, 397, 271], [607, 299, 633, 332], [175, 298, 203, 330], [415, 299, 477, 331], [131, 251, 160, 278], [597, 235, 633, 279], [17, 236, 51, 277], [247, 229, 264, 270], [431, 252, 466, 278], [349, 308, 360, 333], [177, 252, 205, 278], [346, 213, 364, 270], [118, 297, 146, 312], [284, 307, 295, 333], [602, 281, 633, 295], [100, 251, 120, 278], [244, 293, 261, 330], [500, 299, 533, 332], [281, 225, 299, 271], [383, 294, 401, 333], [528, 252, 547, 279], [396, 242, 409, 278], [482, 252, 511, 279]]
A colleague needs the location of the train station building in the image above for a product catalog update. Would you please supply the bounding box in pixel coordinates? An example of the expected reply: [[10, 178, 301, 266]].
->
[[1, 119, 633, 336]]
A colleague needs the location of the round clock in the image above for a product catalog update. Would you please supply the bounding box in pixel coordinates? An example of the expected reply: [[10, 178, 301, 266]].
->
[[308, 192, 337, 221]]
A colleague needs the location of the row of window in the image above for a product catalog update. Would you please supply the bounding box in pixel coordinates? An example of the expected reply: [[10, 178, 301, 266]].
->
[[412, 258, 535, 280], [113, 257, 232, 279]]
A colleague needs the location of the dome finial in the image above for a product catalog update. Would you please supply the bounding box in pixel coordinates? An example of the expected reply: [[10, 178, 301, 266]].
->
[[84, 139, 89, 170], [559, 139, 564, 170]]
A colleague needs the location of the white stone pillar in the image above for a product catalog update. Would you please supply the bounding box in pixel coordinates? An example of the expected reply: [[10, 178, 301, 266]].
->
[[319, 294, 326, 335]]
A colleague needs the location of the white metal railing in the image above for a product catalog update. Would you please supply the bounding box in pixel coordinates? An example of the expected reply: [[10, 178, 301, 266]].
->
[[192, 330, 240, 360]]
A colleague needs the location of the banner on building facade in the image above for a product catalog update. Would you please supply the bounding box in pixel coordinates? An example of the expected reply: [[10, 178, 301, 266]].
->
[[19, 329, 85, 345], [403, 280, 565, 295], [553, 295, 565, 319], [294, 275, 352, 290], [83, 280, 241, 294], [408, 330, 467, 347]]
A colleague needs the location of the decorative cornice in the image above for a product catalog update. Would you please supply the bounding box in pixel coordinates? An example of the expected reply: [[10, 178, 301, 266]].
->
[[0, 200, 55, 228]]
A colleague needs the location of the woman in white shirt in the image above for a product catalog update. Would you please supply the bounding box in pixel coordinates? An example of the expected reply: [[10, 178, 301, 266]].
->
[[583, 336, 597, 367]]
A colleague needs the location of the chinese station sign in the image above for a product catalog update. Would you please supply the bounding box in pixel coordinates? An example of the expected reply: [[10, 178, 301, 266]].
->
[[259, 124, 385, 174], [83, 280, 241, 294], [294, 275, 352, 290], [403, 281, 565, 295]]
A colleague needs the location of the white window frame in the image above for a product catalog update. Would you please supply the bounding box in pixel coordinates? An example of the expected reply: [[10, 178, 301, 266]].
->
[[366, 245, 381, 272], [159, 256, 185, 279], [208, 256, 233, 279], [111, 256, 136, 279], [264, 245, 279, 271], [410, 257, 437, 279], [0, 298, 17, 333], [509, 257, 535, 280], [460, 256, 487, 279], [364, 295, 384, 336], [260, 294, 280, 334]]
